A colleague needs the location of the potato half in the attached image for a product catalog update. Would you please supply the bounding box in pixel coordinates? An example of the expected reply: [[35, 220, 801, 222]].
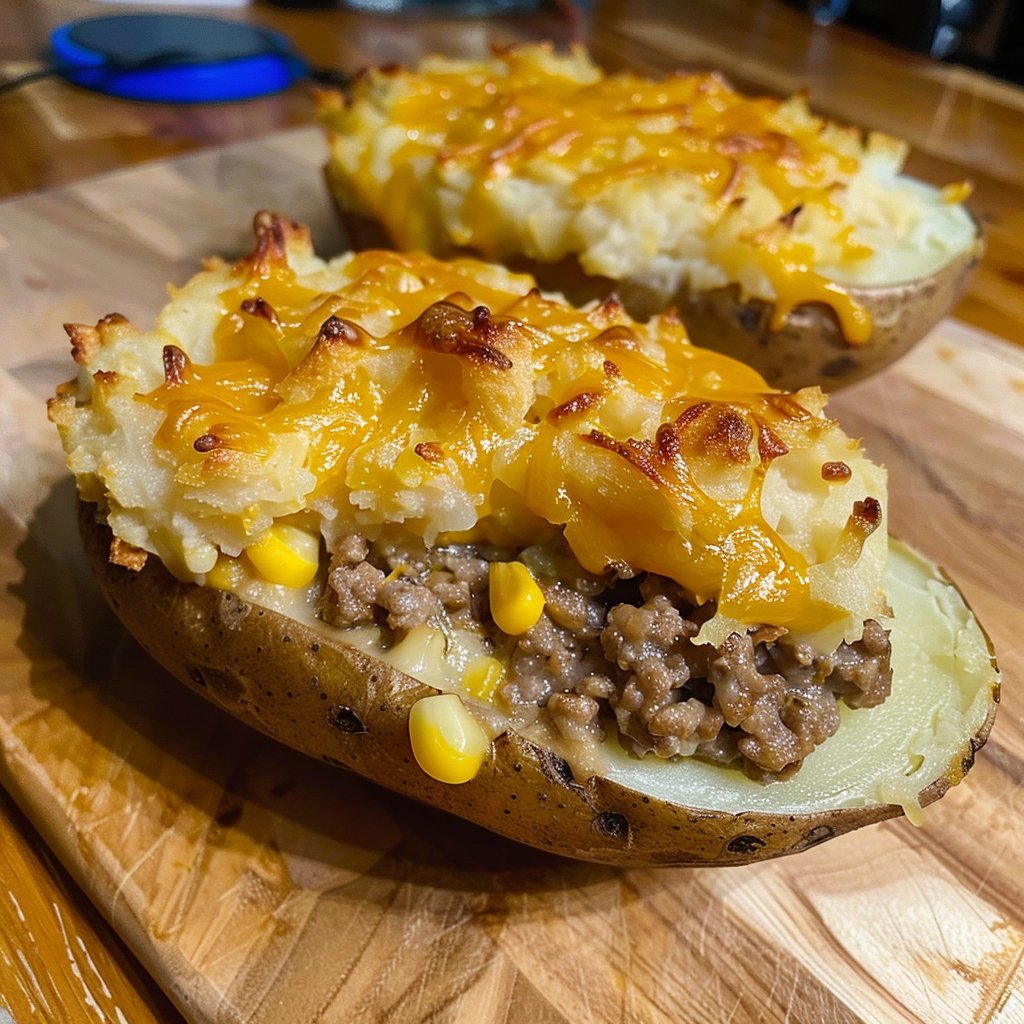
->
[[320, 46, 983, 391], [80, 506, 998, 867]]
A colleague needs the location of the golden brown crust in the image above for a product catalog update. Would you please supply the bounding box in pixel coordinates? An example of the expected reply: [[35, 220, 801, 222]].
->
[[78, 504, 998, 867], [63, 323, 101, 366], [64, 210, 888, 642], [247, 211, 311, 274], [108, 535, 148, 571]]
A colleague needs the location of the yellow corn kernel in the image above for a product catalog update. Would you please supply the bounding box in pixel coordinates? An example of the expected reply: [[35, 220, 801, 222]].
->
[[245, 523, 319, 588], [489, 561, 544, 635], [184, 540, 218, 576], [462, 656, 504, 702], [409, 693, 489, 784], [205, 554, 244, 592]]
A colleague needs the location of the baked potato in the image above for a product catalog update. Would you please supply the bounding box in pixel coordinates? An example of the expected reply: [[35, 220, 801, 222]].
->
[[50, 213, 998, 866], [317, 45, 983, 391]]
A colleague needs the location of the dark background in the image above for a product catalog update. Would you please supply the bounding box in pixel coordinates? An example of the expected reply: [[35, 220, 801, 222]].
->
[[793, 0, 1024, 82]]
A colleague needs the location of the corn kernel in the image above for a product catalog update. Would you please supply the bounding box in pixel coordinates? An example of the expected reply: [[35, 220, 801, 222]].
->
[[245, 523, 319, 588], [489, 561, 545, 635], [206, 554, 244, 592], [409, 693, 488, 784], [462, 656, 504, 702], [386, 626, 446, 680]]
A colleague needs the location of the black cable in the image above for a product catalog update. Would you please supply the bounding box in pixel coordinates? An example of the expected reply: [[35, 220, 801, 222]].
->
[[0, 66, 60, 95], [0, 56, 350, 98], [0, 49, 200, 98]]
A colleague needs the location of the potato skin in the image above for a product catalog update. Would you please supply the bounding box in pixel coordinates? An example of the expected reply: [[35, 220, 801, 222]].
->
[[338, 209, 983, 393], [663, 240, 983, 393], [79, 505, 996, 867]]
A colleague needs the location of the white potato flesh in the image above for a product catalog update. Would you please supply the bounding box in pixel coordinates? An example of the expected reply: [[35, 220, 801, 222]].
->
[[600, 540, 997, 817]]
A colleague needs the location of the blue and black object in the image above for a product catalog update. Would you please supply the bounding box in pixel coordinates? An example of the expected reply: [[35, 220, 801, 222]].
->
[[49, 14, 310, 103]]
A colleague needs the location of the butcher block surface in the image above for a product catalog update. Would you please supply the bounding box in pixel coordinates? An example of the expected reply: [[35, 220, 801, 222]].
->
[[0, 125, 1022, 1024]]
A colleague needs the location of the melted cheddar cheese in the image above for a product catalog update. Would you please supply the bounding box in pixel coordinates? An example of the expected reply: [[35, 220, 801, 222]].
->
[[318, 45, 976, 342], [51, 213, 888, 653]]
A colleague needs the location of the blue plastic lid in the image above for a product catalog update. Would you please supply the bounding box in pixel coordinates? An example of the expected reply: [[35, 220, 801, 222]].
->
[[50, 14, 308, 103]]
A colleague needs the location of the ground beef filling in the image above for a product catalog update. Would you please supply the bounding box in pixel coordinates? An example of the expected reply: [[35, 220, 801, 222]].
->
[[321, 535, 893, 779]]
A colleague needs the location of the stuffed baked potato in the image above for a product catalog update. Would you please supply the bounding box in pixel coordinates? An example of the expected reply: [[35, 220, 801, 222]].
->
[[50, 213, 998, 866], [317, 45, 983, 391]]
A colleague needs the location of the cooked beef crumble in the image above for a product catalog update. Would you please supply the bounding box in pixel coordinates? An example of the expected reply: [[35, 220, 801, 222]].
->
[[321, 533, 892, 778]]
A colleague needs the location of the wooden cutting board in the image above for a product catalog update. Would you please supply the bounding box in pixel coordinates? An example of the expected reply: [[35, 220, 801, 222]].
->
[[1, 126, 1022, 1024]]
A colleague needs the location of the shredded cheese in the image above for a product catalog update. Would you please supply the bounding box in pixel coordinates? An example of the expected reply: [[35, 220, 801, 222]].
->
[[318, 44, 977, 338], [51, 213, 889, 653]]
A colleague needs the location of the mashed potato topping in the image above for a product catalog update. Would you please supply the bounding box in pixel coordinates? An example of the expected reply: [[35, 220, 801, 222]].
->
[[318, 44, 976, 340], [51, 213, 887, 654]]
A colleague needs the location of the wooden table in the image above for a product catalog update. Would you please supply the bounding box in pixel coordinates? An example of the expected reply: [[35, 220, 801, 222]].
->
[[0, 2, 1021, 1022]]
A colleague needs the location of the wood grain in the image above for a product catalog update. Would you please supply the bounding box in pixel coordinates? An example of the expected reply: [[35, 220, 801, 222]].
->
[[2, 1, 1024, 1019], [0, 125, 1022, 1024], [0, 788, 182, 1023]]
